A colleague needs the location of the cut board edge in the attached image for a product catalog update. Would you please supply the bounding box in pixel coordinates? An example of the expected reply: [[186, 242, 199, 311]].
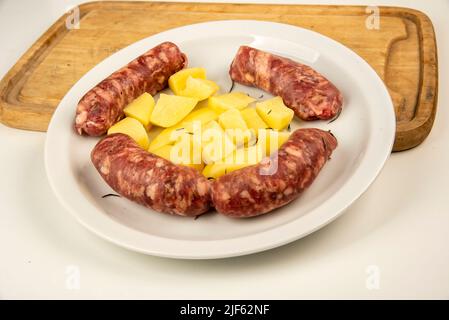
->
[[0, 2, 438, 152]]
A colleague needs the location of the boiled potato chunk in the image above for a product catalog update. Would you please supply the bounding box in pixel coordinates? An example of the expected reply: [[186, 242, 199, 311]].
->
[[108, 117, 149, 149], [218, 108, 248, 131], [148, 126, 178, 152], [148, 108, 219, 152], [182, 107, 219, 124], [148, 122, 196, 152], [202, 162, 246, 180], [218, 109, 252, 145], [256, 96, 294, 130], [240, 107, 269, 137], [168, 67, 206, 95], [193, 99, 210, 110], [208, 92, 255, 113], [184, 162, 205, 172], [201, 120, 235, 164], [170, 132, 204, 171], [150, 94, 198, 127], [151, 144, 172, 160], [148, 124, 191, 152], [226, 129, 254, 147], [257, 129, 291, 157], [180, 76, 219, 101], [202, 161, 246, 180], [202, 146, 260, 179], [123, 92, 155, 127], [231, 145, 263, 166], [152, 144, 203, 172]]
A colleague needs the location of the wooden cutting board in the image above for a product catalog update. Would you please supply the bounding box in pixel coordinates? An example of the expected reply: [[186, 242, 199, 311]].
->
[[0, 1, 437, 151]]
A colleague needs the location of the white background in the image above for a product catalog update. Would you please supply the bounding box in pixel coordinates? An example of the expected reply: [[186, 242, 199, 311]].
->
[[0, 0, 448, 299]]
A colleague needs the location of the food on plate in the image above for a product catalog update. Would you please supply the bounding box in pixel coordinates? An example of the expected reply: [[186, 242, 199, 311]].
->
[[202, 145, 263, 180], [170, 129, 204, 171], [194, 99, 210, 110], [152, 144, 204, 172], [148, 107, 219, 151], [229, 46, 343, 120], [123, 92, 155, 128], [150, 93, 198, 127], [83, 44, 341, 219], [218, 108, 252, 145], [201, 120, 235, 164], [256, 129, 291, 157], [218, 108, 248, 131], [202, 130, 292, 180], [168, 67, 206, 95], [256, 96, 294, 130], [240, 107, 269, 137], [211, 128, 337, 217], [151, 144, 173, 161], [180, 77, 219, 100], [75, 42, 187, 136], [91, 133, 211, 216], [107, 117, 149, 149], [208, 92, 255, 113], [148, 125, 183, 152], [181, 107, 220, 125]]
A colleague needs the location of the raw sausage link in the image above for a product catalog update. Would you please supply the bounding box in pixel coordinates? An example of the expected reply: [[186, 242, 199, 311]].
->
[[75, 42, 187, 136], [211, 128, 337, 217], [229, 46, 343, 120], [91, 133, 211, 217]]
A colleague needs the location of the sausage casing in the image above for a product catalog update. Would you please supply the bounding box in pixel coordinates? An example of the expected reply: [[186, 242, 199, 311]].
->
[[211, 128, 337, 217], [229, 46, 343, 120], [91, 133, 211, 216], [75, 42, 187, 136]]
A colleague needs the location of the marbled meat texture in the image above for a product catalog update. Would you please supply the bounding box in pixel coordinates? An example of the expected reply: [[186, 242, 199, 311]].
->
[[75, 42, 187, 136], [229, 46, 343, 120], [91, 133, 211, 216], [211, 128, 337, 217]]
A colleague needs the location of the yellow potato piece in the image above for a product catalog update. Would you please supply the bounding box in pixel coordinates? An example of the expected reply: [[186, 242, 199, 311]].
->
[[187, 163, 205, 172], [150, 94, 198, 127], [151, 144, 172, 160], [228, 145, 263, 166], [218, 109, 248, 130], [208, 92, 255, 113], [240, 107, 269, 137], [202, 146, 260, 179], [182, 107, 219, 124], [152, 144, 204, 172], [123, 92, 155, 127], [257, 129, 291, 157], [180, 76, 219, 101], [148, 108, 219, 152], [148, 122, 195, 152], [256, 96, 294, 130], [191, 99, 209, 111], [148, 127, 178, 152], [108, 117, 149, 149], [201, 164, 214, 179], [203, 130, 291, 179], [218, 109, 253, 146], [170, 132, 204, 171], [202, 162, 246, 180], [168, 67, 206, 95], [201, 120, 235, 164]]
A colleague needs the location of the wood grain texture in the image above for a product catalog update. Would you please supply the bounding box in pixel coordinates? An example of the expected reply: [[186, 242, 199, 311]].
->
[[0, 1, 438, 151]]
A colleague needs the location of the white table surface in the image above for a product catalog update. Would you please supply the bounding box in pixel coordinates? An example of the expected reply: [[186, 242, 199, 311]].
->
[[0, 0, 448, 299]]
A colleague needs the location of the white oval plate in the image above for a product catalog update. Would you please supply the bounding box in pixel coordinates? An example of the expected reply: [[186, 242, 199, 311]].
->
[[45, 20, 395, 259]]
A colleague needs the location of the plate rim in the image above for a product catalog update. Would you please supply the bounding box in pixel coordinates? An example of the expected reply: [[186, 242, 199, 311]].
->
[[45, 20, 395, 259]]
